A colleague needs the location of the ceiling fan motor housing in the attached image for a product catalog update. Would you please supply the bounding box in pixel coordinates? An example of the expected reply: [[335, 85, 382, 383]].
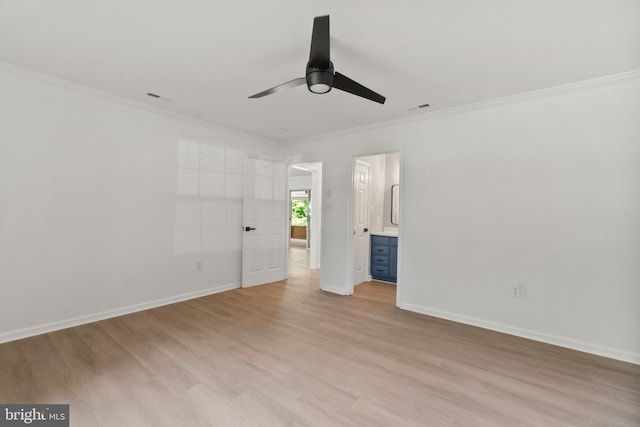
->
[[249, 15, 385, 104], [306, 62, 334, 94]]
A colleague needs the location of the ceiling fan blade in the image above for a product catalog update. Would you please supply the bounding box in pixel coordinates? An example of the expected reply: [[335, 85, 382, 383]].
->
[[248, 77, 306, 99], [333, 72, 386, 104], [308, 15, 330, 69]]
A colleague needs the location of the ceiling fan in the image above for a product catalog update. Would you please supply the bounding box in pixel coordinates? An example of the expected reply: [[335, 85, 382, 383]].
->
[[248, 15, 386, 104]]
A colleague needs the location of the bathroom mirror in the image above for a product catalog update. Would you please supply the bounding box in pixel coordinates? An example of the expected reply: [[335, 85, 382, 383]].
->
[[391, 184, 399, 225]]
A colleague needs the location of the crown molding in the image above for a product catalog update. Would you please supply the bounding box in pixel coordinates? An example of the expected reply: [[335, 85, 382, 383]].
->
[[4, 60, 638, 149], [0, 61, 277, 147], [287, 69, 640, 147]]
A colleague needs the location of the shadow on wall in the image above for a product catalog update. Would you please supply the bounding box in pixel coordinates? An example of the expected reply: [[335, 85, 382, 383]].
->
[[174, 140, 245, 255]]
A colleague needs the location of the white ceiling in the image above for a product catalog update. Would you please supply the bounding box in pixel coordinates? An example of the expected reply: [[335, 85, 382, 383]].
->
[[1, 1, 639, 143]]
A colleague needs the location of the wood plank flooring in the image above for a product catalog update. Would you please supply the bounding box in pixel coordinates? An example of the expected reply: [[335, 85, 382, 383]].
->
[[1, 246, 639, 426]]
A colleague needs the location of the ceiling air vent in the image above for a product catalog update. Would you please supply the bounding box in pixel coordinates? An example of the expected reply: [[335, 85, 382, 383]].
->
[[406, 103, 431, 112]]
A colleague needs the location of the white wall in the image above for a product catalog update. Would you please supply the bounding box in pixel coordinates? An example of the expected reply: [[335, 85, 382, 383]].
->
[[288, 174, 312, 191], [383, 152, 400, 228], [310, 168, 322, 269], [280, 74, 640, 363], [0, 65, 277, 341], [2, 61, 638, 364]]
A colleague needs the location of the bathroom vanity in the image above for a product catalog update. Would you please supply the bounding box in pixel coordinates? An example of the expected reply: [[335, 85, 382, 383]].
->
[[370, 231, 398, 283]]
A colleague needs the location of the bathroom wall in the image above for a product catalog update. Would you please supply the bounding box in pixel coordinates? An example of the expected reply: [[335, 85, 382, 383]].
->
[[383, 152, 400, 229]]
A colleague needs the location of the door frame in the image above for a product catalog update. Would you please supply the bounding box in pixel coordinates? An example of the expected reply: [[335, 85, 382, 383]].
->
[[284, 161, 324, 281], [346, 150, 404, 307]]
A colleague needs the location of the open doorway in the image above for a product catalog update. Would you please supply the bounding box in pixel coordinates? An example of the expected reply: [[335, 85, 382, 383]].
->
[[287, 162, 322, 288], [350, 152, 400, 304], [290, 190, 309, 249]]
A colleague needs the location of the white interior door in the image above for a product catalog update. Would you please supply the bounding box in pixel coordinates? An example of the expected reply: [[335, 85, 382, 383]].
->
[[353, 160, 370, 286], [242, 158, 288, 287]]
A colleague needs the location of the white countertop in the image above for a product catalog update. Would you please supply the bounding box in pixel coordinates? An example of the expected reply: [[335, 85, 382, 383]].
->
[[370, 230, 398, 237]]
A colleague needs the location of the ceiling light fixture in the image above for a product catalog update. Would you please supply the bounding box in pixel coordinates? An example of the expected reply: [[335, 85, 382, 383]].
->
[[306, 69, 333, 94]]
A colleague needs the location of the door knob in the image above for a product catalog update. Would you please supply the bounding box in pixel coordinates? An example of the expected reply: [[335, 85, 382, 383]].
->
[[244, 226, 256, 232], [364, 228, 369, 232]]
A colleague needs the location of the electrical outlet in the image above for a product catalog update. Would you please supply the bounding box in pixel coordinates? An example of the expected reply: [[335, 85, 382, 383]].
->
[[195, 261, 202, 271], [511, 286, 521, 298]]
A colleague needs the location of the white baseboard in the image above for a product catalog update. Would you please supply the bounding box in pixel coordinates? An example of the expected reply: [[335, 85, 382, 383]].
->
[[0, 282, 240, 344], [399, 302, 640, 365], [321, 284, 349, 295]]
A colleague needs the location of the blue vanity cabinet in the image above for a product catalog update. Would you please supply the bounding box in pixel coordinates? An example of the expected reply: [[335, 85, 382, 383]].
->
[[389, 245, 398, 279], [370, 235, 398, 283]]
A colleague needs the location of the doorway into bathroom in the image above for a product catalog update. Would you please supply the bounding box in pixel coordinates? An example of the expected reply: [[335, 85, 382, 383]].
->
[[351, 151, 400, 305]]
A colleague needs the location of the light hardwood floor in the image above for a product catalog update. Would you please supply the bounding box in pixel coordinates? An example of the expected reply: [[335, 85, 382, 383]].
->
[[1, 246, 639, 426]]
